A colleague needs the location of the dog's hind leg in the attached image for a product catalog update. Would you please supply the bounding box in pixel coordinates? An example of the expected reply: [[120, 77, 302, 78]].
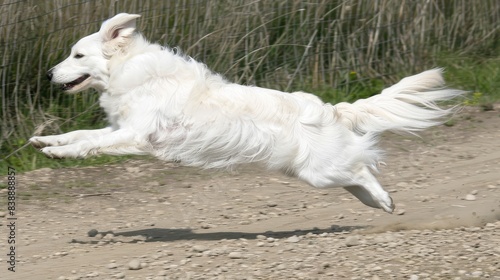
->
[[297, 164, 394, 213], [344, 166, 395, 213]]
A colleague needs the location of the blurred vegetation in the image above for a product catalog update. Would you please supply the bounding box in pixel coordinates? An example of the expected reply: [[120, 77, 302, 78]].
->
[[1, 0, 498, 172]]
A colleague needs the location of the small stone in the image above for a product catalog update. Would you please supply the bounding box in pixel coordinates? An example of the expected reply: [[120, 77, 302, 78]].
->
[[396, 209, 406, 215], [470, 189, 479, 195], [267, 202, 278, 207], [286, 236, 300, 243], [128, 259, 141, 270], [86, 271, 99, 277], [93, 233, 103, 240], [113, 272, 125, 279], [345, 236, 360, 247], [464, 194, 476, 201], [228, 252, 243, 259], [192, 245, 208, 253], [107, 263, 118, 269], [276, 264, 287, 270], [0, 212, 6, 218], [103, 233, 115, 240], [87, 229, 99, 237], [471, 271, 483, 277], [256, 235, 267, 240], [409, 275, 419, 280]]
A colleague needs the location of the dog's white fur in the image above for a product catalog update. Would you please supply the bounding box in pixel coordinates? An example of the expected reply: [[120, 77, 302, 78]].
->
[[31, 13, 464, 213]]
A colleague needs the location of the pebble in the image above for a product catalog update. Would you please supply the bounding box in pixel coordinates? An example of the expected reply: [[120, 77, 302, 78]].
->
[[192, 245, 208, 253], [345, 236, 360, 247], [286, 236, 300, 243], [87, 229, 99, 237], [107, 263, 118, 269], [471, 271, 483, 277], [86, 271, 99, 277], [464, 194, 476, 201], [0, 211, 6, 218], [256, 235, 267, 240], [113, 272, 125, 279], [103, 233, 115, 240], [128, 259, 142, 270], [228, 252, 244, 259]]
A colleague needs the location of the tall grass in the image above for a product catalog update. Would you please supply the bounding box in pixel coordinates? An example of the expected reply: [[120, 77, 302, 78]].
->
[[1, 0, 499, 171]]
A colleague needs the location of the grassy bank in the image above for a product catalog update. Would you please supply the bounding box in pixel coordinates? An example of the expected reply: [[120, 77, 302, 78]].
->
[[1, 0, 498, 172]]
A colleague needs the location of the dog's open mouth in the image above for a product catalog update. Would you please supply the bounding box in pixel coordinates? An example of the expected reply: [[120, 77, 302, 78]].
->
[[62, 74, 91, 91]]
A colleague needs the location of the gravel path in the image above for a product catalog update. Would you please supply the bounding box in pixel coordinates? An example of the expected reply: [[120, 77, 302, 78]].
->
[[1, 107, 499, 280]]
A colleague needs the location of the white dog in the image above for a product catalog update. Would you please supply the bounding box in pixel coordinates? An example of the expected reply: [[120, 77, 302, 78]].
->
[[31, 13, 464, 213]]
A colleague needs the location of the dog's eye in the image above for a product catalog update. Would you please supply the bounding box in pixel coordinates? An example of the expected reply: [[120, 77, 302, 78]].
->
[[74, 53, 84, 59]]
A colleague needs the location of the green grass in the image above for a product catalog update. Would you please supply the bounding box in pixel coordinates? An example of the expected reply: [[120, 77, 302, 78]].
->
[[436, 54, 500, 106], [1, 0, 499, 173], [2, 53, 499, 173]]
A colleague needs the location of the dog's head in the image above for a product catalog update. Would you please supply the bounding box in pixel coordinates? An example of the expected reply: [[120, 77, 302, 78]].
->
[[47, 13, 141, 93]]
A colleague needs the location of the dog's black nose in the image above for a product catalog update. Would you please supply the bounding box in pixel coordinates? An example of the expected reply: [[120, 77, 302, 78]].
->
[[46, 69, 54, 81]]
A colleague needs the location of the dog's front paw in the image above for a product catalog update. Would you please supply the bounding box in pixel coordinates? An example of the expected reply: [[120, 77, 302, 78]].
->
[[30, 136, 49, 149], [30, 136, 66, 149]]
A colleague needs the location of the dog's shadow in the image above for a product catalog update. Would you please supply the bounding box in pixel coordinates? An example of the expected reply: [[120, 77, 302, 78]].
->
[[71, 224, 366, 244]]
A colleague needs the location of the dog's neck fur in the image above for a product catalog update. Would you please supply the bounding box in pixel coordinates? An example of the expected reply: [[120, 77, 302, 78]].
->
[[106, 33, 163, 75]]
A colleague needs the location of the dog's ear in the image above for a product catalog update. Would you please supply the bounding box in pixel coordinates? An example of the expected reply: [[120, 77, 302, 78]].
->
[[99, 13, 141, 58], [99, 13, 141, 43]]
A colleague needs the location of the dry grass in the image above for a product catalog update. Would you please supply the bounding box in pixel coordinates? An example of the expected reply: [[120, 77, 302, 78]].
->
[[1, 0, 498, 170]]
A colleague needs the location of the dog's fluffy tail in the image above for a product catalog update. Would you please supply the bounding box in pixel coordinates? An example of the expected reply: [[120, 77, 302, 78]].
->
[[334, 68, 465, 135]]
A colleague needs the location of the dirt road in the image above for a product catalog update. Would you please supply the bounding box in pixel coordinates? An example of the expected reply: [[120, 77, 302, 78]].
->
[[1, 107, 499, 279]]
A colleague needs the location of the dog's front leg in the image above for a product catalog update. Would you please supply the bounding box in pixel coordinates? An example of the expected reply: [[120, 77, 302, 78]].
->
[[40, 128, 149, 159], [30, 127, 114, 148]]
